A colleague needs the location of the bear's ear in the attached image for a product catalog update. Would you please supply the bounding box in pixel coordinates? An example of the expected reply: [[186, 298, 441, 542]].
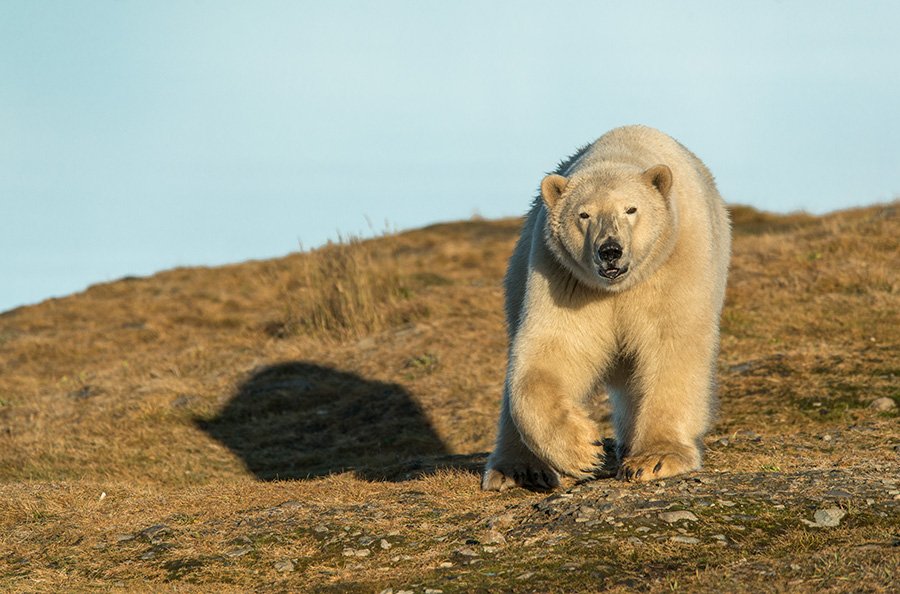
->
[[540, 174, 569, 208], [642, 165, 673, 199]]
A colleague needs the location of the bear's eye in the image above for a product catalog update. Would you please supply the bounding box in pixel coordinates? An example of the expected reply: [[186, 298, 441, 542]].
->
[[579, 212, 590, 219], [626, 207, 637, 215]]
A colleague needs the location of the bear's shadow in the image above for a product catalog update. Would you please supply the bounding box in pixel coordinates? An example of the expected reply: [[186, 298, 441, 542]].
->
[[197, 361, 484, 481]]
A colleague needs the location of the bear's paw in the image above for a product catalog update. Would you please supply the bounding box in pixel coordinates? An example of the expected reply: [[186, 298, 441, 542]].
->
[[481, 464, 560, 492]]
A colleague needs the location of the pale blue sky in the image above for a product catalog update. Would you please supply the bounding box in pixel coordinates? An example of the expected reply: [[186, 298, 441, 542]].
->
[[2, 1, 899, 312]]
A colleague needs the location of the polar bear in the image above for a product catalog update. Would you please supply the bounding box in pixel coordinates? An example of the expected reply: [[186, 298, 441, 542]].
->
[[483, 125, 731, 491]]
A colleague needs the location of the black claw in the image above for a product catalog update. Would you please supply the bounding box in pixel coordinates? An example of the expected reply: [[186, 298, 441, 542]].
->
[[635, 468, 644, 479], [653, 461, 663, 473], [625, 468, 634, 480], [592, 440, 604, 446]]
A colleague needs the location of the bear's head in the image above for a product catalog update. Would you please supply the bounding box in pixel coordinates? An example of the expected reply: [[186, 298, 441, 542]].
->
[[540, 164, 677, 292]]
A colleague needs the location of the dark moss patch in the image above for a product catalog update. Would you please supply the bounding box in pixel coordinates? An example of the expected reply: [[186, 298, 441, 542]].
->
[[162, 556, 216, 581]]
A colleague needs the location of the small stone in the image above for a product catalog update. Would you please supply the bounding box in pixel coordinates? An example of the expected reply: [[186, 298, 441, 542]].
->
[[379, 589, 393, 594], [869, 397, 896, 411], [424, 589, 443, 594], [68, 385, 96, 400], [273, 559, 294, 572], [813, 508, 846, 527], [626, 537, 643, 545], [825, 489, 852, 498], [482, 546, 499, 553], [488, 512, 516, 529], [516, 572, 534, 580], [671, 536, 700, 544], [712, 534, 727, 541], [659, 511, 698, 523], [730, 361, 753, 373], [380, 539, 391, 550], [171, 395, 192, 408], [226, 546, 252, 558], [314, 524, 329, 533], [115, 534, 135, 543], [439, 562, 453, 568], [635, 527, 651, 533], [139, 524, 171, 543], [455, 547, 479, 557]]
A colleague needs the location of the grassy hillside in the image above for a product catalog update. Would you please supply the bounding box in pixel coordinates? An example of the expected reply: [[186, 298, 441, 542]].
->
[[1, 203, 898, 592]]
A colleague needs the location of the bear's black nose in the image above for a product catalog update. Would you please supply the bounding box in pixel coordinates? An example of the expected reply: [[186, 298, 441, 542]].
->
[[597, 240, 623, 263]]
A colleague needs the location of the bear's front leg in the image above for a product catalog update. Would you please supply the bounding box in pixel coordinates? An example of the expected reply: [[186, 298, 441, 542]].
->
[[617, 332, 717, 482], [482, 386, 560, 491], [504, 335, 609, 481]]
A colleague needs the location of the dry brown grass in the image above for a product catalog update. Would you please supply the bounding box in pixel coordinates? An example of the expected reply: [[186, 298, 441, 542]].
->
[[0, 203, 898, 592], [269, 236, 424, 341]]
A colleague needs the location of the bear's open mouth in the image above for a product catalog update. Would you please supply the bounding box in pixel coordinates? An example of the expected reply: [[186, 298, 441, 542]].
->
[[598, 265, 629, 280]]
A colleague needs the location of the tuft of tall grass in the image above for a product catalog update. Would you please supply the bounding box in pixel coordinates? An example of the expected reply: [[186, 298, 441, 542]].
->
[[274, 235, 420, 340]]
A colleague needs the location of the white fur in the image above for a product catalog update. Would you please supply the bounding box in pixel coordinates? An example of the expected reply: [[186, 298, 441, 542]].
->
[[483, 125, 731, 490]]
